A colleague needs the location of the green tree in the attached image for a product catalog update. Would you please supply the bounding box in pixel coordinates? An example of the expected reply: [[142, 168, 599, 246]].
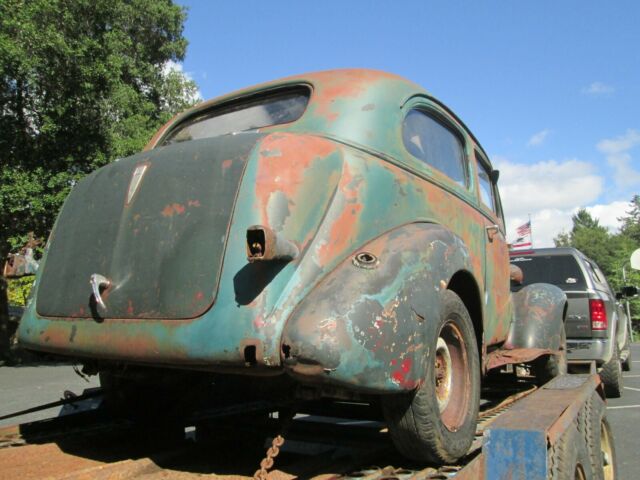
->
[[618, 196, 640, 323], [620, 195, 640, 244], [554, 209, 617, 277], [555, 203, 640, 323], [0, 0, 199, 359]]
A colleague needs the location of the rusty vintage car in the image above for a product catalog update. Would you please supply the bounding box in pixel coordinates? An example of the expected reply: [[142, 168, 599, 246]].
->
[[17, 69, 567, 464]]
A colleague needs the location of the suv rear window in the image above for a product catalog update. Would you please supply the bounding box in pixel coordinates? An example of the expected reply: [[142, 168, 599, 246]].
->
[[510, 254, 587, 290], [161, 87, 310, 146]]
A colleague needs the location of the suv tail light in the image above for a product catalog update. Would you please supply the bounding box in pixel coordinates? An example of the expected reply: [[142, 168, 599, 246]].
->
[[589, 299, 607, 330]]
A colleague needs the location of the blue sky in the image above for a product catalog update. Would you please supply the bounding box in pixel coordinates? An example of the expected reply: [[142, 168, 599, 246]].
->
[[175, 1, 640, 246]]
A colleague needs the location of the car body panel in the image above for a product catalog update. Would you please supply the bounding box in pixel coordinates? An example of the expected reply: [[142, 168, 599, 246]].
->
[[18, 69, 563, 394], [36, 134, 258, 320]]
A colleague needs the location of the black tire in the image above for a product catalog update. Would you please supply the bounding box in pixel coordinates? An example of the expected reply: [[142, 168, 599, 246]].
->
[[532, 325, 568, 385], [382, 290, 480, 464], [621, 335, 631, 372], [549, 422, 593, 480], [600, 346, 623, 398], [578, 393, 617, 480]]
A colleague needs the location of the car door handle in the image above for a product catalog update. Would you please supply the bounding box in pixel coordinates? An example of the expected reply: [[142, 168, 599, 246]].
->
[[486, 225, 501, 242]]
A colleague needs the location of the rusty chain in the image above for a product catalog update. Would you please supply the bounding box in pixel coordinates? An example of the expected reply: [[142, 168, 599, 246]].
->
[[253, 408, 295, 480]]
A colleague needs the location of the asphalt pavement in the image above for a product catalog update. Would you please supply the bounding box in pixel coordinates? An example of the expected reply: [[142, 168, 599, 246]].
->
[[0, 363, 99, 427], [604, 341, 640, 479], [1, 347, 639, 477]]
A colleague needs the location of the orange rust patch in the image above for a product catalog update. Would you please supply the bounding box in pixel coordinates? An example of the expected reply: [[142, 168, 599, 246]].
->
[[161, 203, 186, 217], [253, 314, 266, 329], [255, 134, 337, 224], [317, 163, 363, 264], [310, 70, 394, 121], [221, 159, 233, 171]]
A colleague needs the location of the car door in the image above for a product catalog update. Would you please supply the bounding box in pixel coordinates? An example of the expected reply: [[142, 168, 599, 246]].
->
[[474, 151, 512, 345]]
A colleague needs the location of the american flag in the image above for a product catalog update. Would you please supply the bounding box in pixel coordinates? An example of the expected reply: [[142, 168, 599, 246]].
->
[[516, 221, 531, 237], [512, 237, 532, 248], [510, 220, 533, 252]]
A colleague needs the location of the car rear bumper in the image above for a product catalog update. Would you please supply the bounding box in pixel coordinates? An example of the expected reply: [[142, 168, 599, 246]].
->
[[567, 338, 612, 365]]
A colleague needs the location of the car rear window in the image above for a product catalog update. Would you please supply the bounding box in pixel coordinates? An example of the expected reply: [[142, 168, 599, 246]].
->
[[161, 87, 310, 146], [510, 254, 587, 290]]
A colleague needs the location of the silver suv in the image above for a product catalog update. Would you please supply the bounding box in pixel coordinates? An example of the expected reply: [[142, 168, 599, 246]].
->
[[510, 247, 632, 397]]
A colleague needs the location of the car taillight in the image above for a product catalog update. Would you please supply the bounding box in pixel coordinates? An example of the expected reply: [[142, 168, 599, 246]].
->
[[589, 299, 607, 330]]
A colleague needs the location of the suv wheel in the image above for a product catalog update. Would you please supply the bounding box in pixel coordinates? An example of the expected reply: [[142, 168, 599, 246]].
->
[[621, 335, 632, 372], [600, 345, 623, 398], [382, 290, 480, 464]]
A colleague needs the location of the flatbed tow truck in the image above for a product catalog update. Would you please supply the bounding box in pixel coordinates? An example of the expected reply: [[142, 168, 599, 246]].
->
[[0, 370, 615, 480]]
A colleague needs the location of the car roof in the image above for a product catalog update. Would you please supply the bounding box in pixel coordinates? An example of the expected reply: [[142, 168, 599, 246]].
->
[[510, 247, 599, 265], [511, 247, 579, 256], [146, 69, 492, 165]]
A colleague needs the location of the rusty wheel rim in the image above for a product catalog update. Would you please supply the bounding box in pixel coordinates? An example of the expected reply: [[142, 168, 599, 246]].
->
[[436, 320, 470, 431], [435, 337, 452, 412], [601, 419, 614, 480]]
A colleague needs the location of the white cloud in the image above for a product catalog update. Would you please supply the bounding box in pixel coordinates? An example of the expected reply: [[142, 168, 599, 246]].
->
[[496, 157, 603, 217], [585, 201, 630, 231], [581, 82, 615, 95], [162, 60, 203, 103], [597, 129, 640, 189], [527, 129, 550, 147], [495, 156, 608, 247], [505, 202, 629, 248], [506, 208, 573, 248]]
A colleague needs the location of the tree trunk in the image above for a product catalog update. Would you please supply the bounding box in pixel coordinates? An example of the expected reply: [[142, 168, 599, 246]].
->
[[0, 277, 10, 363]]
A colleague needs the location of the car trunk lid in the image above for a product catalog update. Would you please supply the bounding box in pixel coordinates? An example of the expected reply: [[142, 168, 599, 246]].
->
[[36, 134, 261, 319]]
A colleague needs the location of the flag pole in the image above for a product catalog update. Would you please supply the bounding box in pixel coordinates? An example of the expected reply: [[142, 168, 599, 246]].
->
[[529, 214, 533, 248]]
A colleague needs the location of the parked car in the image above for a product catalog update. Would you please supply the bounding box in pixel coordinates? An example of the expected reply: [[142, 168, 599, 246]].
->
[[510, 247, 633, 397], [16, 69, 567, 464]]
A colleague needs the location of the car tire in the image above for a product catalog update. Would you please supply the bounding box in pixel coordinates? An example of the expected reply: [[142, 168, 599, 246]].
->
[[600, 345, 623, 398], [549, 422, 594, 480], [577, 392, 617, 480], [621, 335, 631, 372], [382, 290, 480, 464], [532, 325, 567, 385]]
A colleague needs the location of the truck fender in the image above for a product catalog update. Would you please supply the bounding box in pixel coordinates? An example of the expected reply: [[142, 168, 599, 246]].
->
[[505, 283, 567, 352], [280, 222, 475, 394]]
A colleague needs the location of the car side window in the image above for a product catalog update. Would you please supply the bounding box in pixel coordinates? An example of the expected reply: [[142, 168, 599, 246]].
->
[[402, 109, 468, 187], [476, 152, 495, 212], [586, 260, 602, 283], [591, 262, 614, 292]]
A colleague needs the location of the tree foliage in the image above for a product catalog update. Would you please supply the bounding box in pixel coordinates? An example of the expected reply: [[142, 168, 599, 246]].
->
[[0, 0, 199, 355], [554, 200, 640, 321], [620, 195, 640, 244], [0, 0, 198, 254]]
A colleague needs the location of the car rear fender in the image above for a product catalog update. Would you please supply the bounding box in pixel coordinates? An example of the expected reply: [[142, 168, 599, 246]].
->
[[505, 283, 567, 352], [280, 222, 476, 394]]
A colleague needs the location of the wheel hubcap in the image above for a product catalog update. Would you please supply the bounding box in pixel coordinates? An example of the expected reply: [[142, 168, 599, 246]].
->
[[435, 320, 470, 431], [435, 337, 453, 412], [601, 420, 614, 480]]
